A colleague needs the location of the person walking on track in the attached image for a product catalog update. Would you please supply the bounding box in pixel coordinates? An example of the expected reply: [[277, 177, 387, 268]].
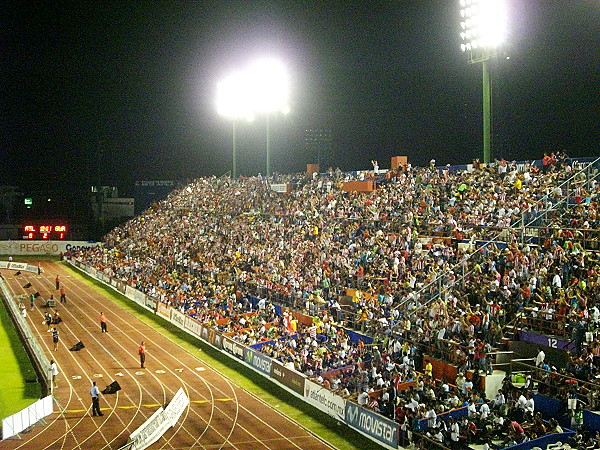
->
[[55, 275, 61, 290], [99, 312, 108, 333], [60, 286, 66, 303], [52, 327, 59, 351], [90, 382, 103, 416], [50, 360, 58, 389], [139, 341, 146, 368]]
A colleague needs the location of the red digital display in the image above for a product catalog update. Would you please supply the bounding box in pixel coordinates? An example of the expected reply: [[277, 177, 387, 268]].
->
[[22, 224, 69, 240]]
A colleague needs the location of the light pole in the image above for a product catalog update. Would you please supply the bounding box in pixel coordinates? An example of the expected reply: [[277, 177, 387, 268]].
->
[[232, 120, 237, 179], [246, 59, 290, 178], [265, 113, 270, 177], [459, 0, 507, 164], [218, 59, 290, 178], [217, 71, 251, 179]]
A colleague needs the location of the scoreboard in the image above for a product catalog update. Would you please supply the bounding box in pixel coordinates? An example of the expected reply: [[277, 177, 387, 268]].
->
[[23, 224, 68, 240]]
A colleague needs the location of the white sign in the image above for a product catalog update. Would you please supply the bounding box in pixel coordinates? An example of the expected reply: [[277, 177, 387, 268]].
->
[[0, 241, 101, 256], [303, 379, 346, 420]]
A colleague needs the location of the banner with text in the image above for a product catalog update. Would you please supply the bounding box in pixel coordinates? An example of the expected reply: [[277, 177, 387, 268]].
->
[[271, 361, 305, 395], [0, 241, 101, 256], [304, 379, 346, 420], [243, 348, 272, 376], [345, 402, 399, 448]]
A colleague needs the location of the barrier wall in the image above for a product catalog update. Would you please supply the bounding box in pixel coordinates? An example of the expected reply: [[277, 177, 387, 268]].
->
[[1, 396, 54, 440], [69, 258, 400, 449]]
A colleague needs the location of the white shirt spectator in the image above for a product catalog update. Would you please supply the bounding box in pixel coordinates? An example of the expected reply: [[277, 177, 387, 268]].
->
[[536, 349, 545, 367], [357, 391, 370, 406], [525, 397, 535, 414], [480, 403, 490, 420]]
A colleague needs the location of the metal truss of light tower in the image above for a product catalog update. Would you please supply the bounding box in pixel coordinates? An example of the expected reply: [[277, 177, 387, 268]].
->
[[216, 72, 256, 179], [459, 0, 508, 164]]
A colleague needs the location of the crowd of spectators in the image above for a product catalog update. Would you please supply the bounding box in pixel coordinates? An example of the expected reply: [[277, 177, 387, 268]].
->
[[70, 155, 599, 448]]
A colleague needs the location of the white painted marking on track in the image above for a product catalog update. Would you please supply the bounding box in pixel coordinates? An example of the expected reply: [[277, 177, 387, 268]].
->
[[93, 373, 103, 378], [174, 368, 183, 372], [71, 375, 82, 380], [155, 370, 165, 374], [115, 373, 124, 377], [135, 371, 145, 375], [195, 367, 206, 371]]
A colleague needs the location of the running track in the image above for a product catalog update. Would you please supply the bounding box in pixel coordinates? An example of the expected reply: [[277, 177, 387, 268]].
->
[[1, 261, 333, 449]]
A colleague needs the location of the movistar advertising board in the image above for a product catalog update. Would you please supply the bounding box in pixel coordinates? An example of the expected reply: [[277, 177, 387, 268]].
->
[[345, 402, 398, 448]]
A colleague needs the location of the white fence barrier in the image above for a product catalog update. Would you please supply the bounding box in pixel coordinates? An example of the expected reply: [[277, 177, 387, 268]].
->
[[2, 396, 53, 440]]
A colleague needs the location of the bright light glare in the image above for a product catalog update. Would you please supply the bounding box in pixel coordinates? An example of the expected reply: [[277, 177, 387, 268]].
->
[[217, 59, 290, 119], [217, 72, 253, 118], [460, 0, 507, 52], [246, 59, 290, 114]]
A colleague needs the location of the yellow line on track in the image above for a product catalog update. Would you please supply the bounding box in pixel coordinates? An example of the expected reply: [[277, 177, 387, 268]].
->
[[62, 399, 232, 413]]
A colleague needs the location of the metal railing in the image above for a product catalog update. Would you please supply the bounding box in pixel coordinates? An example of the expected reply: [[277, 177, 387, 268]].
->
[[0, 277, 51, 396], [406, 156, 600, 317]]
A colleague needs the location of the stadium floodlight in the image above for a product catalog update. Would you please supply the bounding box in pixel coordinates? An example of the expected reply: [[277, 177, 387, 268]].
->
[[217, 59, 290, 178], [217, 71, 255, 179], [459, 0, 508, 164], [245, 59, 290, 177]]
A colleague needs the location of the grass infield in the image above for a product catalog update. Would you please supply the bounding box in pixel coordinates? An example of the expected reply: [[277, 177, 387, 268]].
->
[[0, 297, 42, 419]]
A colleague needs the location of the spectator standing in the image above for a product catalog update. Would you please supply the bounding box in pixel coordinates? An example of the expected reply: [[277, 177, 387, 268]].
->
[[89, 381, 103, 416], [138, 341, 146, 368], [99, 312, 108, 333], [52, 327, 59, 351], [50, 360, 58, 389], [535, 347, 545, 367]]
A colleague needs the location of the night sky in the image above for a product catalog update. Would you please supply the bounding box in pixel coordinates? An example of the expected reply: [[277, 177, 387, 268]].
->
[[3, 1, 599, 197]]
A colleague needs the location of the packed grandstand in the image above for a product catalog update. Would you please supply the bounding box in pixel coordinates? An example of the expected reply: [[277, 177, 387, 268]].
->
[[68, 155, 599, 449]]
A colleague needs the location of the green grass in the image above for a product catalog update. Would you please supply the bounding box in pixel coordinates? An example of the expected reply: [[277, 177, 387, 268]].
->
[[0, 298, 42, 419], [63, 262, 381, 450]]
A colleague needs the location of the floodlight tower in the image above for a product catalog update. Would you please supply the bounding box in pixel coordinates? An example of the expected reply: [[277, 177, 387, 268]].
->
[[217, 72, 253, 179], [459, 0, 508, 164], [246, 59, 290, 177]]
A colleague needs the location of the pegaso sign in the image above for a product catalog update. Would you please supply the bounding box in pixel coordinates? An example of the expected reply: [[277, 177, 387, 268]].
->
[[0, 241, 101, 256]]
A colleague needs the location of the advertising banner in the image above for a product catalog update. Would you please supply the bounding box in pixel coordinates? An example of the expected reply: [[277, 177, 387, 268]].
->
[[345, 402, 399, 448], [222, 336, 245, 360], [125, 285, 137, 302], [200, 325, 209, 341], [0, 241, 101, 256], [243, 348, 272, 376], [271, 361, 305, 395], [134, 290, 147, 307], [156, 302, 171, 320], [184, 316, 202, 337], [116, 280, 127, 294], [304, 379, 346, 420], [171, 309, 186, 330], [213, 332, 223, 350], [519, 330, 576, 351], [207, 328, 216, 345], [144, 296, 157, 312], [7, 262, 28, 271]]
